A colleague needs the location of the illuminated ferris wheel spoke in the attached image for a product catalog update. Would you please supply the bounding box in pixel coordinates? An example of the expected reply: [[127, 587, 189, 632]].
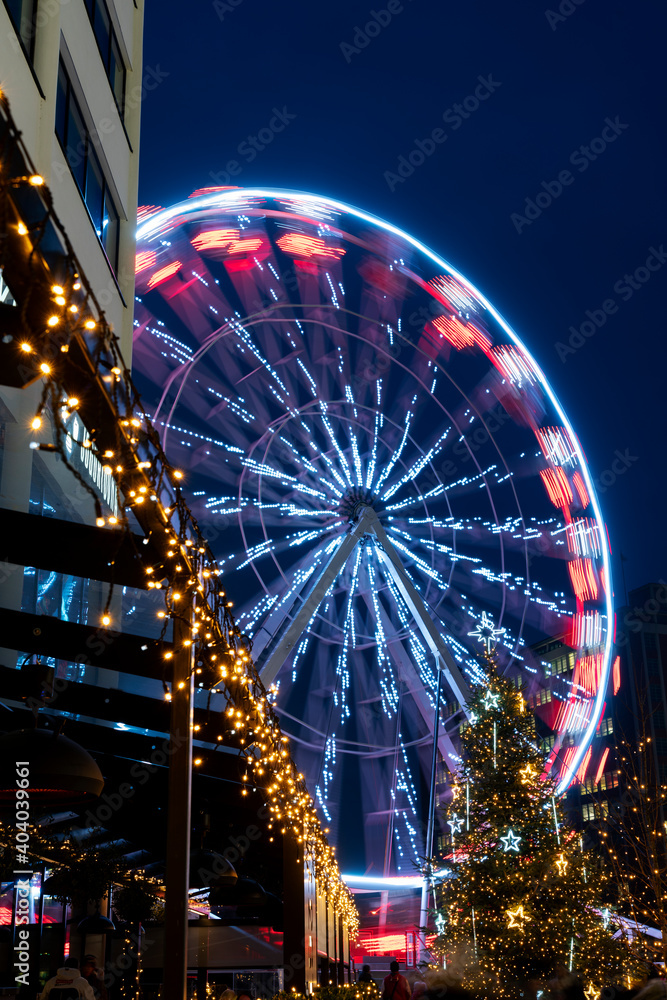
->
[[134, 189, 613, 873], [364, 585, 460, 766]]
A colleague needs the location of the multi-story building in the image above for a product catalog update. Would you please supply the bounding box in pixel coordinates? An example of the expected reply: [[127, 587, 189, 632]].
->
[[0, 0, 144, 653], [532, 584, 667, 830], [615, 582, 667, 781], [530, 633, 619, 824], [1, 0, 144, 354]]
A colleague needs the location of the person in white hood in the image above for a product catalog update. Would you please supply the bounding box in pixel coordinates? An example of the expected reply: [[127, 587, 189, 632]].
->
[[40, 958, 95, 1000]]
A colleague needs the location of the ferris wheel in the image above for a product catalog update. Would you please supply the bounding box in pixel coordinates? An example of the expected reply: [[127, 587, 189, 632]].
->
[[132, 189, 613, 875]]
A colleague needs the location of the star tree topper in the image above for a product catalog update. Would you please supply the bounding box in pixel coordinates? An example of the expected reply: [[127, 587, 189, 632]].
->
[[468, 611, 506, 652]]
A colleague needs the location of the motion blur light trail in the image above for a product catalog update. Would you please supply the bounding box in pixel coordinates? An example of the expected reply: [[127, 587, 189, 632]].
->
[[133, 188, 612, 874]]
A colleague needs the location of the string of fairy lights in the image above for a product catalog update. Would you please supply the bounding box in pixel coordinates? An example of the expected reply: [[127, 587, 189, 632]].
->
[[0, 92, 357, 932]]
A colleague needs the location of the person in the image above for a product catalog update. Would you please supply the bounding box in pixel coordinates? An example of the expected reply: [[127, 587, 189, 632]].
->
[[80, 956, 108, 1000], [359, 966, 374, 985], [382, 961, 410, 1000], [40, 958, 95, 1000]]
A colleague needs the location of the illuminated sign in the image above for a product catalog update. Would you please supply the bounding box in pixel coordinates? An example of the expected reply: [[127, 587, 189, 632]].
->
[[65, 414, 118, 516]]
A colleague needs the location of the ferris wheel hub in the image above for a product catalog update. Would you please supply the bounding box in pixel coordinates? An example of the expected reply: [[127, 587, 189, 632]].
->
[[339, 487, 384, 524]]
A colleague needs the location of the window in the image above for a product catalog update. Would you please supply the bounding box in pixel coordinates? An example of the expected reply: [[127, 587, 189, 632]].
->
[[55, 60, 120, 271], [83, 0, 126, 117], [540, 733, 556, 752], [582, 771, 619, 794], [598, 716, 614, 737], [0, 270, 17, 307], [545, 651, 575, 676], [3, 0, 37, 59], [582, 801, 608, 822], [531, 688, 552, 708]]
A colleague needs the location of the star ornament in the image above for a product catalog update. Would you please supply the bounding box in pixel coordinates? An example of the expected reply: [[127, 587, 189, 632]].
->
[[468, 611, 506, 651], [482, 689, 500, 711], [500, 828, 522, 852], [519, 764, 534, 785], [584, 985, 599, 1000], [555, 853, 568, 876], [447, 813, 464, 835], [506, 905, 526, 929]]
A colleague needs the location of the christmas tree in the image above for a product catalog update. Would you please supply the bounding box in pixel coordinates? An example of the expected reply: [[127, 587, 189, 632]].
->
[[433, 652, 635, 998]]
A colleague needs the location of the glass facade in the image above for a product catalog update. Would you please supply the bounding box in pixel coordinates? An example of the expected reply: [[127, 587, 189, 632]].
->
[[2, 0, 37, 59], [83, 0, 126, 117], [55, 60, 120, 271]]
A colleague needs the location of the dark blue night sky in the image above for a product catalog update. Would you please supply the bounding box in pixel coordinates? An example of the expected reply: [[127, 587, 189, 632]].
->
[[138, 0, 667, 601]]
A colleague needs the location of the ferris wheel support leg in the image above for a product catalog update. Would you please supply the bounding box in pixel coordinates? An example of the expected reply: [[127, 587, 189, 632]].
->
[[367, 513, 472, 717], [370, 598, 460, 768], [257, 504, 378, 687]]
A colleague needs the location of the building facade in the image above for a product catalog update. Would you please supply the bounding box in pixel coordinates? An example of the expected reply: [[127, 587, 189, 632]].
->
[[0, 0, 144, 672], [1, 0, 144, 355]]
